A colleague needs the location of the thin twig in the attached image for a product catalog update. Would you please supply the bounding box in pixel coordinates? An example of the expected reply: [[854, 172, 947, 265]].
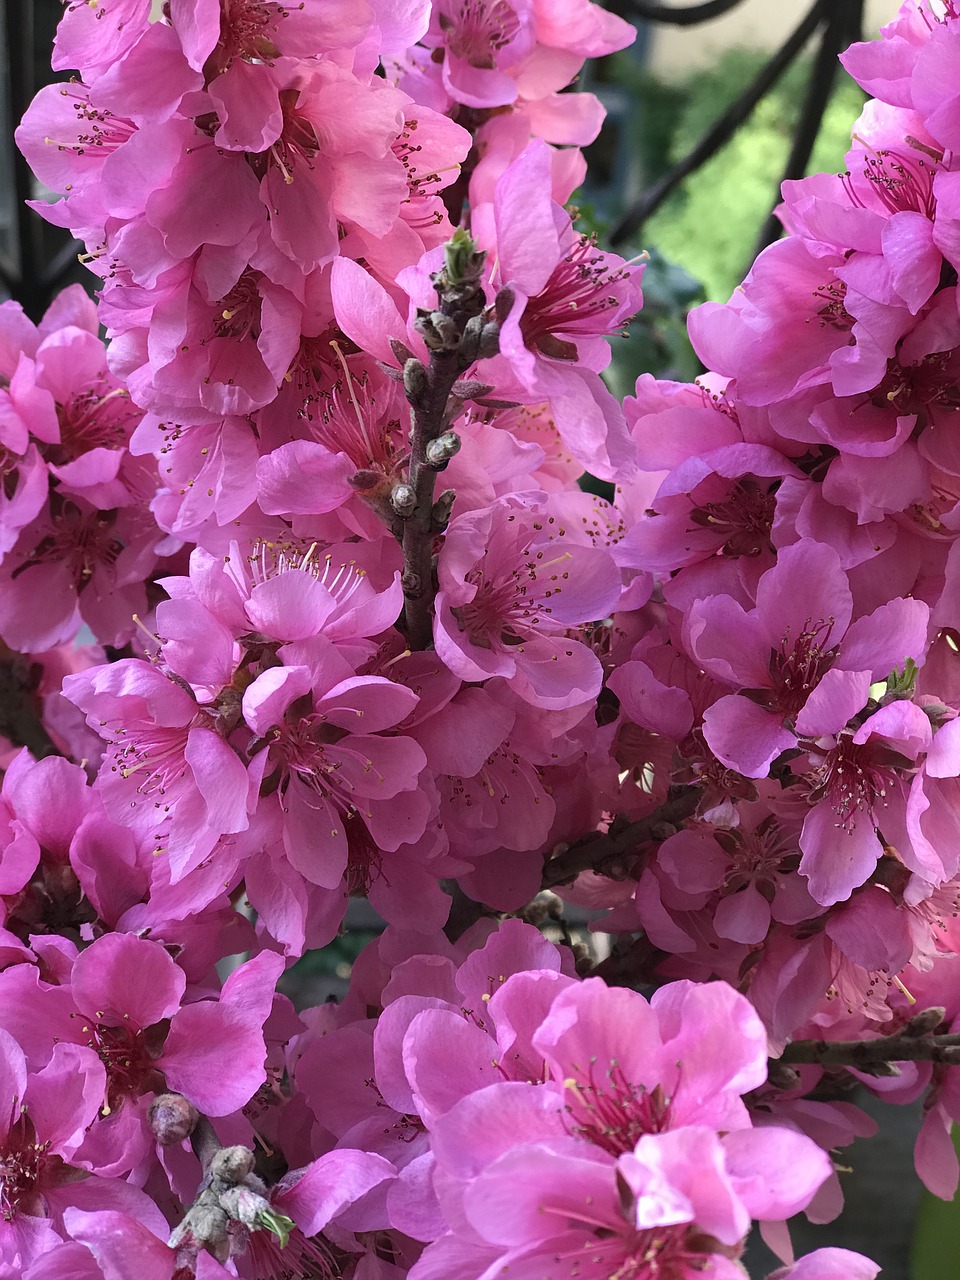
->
[[541, 787, 698, 890], [0, 655, 60, 759], [780, 1008, 960, 1074], [400, 232, 492, 650]]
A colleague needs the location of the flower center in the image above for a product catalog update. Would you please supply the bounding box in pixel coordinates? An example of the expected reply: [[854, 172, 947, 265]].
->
[[809, 279, 853, 331], [0, 1118, 50, 1222], [213, 0, 287, 74], [252, 89, 319, 185], [16, 503, 124, 590], [563, 1065, 672, 1157], [804, 735, 901, 831], [843, 142, 939, 219], [73, 1013, 160, 1114], [53, 383, 136, 460], [443, 0, 521, 68], [870, 350, 960, 419], [688, 478, 776, 558], [768, 617, 839, 718], [521, 236, 633, 358], [213, 271, 263, 342], [43, 84, 136, 159]]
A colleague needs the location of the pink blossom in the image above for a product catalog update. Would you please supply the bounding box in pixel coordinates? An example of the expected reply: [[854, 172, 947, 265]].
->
[[62, 659, 251, 879], [435, 496, 622, 709]]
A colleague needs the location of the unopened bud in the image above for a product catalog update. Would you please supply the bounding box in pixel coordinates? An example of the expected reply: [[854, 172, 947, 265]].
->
[[442, 227, 485, 287], [493, 288, 514, 325], [211, 1145, 256, 1186], [905, 1006, 946, 1036], [425, 432, 461, 468], [219, 1184, 271, 1228], [402, 357, 429, 402], [148, 1093, 199, 1146], [415, 311, 459, 351], [432, 489, 456, 531], [375, 359, 404, 382], [451, 378, 494, 401], [478, 320, 501, 359], [349, 468, 380, 491], [391, 483, 417, 516], [169, 1203, 231, 1262], [389, 337, 415, 366]]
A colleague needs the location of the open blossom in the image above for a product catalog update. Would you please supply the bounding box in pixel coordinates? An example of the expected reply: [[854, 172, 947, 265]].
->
[[62, 659, 252, 879], [8, 1, 960, 1274], [409, 976, 831, 1278], [480, 140, 643, 480], [243, 659, 430, 890], [435, 496, 622, 709], [688, 538, 929, 779]]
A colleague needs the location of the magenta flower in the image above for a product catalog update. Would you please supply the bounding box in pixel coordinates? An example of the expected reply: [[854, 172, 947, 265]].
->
[[243, 663, 429, 889], [484, 140, 643, 479], [62, 659, 251, 880], [435, 497, 622, 709], [690, 539, 929, 779], [0, 1028, 164, 1273]]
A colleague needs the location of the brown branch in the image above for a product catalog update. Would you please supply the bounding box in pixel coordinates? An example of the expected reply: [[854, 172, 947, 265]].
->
[[399, 231, 495, 650], [779, 1007, 960, 1075], [0, 654, 60, 759], [541, 787, 699, 890]]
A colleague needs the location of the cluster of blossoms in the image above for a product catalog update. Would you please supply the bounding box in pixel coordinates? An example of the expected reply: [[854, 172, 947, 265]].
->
[[6, 0, 960, 1274]]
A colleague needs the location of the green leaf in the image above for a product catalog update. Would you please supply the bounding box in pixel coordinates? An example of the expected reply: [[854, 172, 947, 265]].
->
[[256, 1207, 296, 1249]]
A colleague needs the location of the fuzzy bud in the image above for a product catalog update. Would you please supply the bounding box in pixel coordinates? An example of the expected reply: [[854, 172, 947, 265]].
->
[[402, 357, 429, 402], [391, 483, 417, 516], [349, 468, 381, 492], [415, 311, 459, 351], [432, 489, 456, 531], [493, 288, 514, 325], [389, 337, 415, 365], [904, 1006, 947, 1036], [169, 1203, 231, 1262], [442, 227, 485, 288], [478, 320, 501, 359], [451, 378, 495, 401], [148, 1093, 199, 1147], [211, 1145, 256, 1186], [425, 432, 461, 468]]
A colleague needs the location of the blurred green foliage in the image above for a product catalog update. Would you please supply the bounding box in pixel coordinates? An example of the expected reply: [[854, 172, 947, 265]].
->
[[622, 46, 867, 302]]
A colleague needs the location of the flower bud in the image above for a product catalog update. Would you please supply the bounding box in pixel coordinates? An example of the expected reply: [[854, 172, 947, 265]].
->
[[391, 483, 417, 516], [432, 489, 456, 531], [442, 227, 485, 287], [148, 1093, 199, 1146], [403, 357, 429, 402], [425, 432, 460, 468], [211, 1144, 256, 1186]]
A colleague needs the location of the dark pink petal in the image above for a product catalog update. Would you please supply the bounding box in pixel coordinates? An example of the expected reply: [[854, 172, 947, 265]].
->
[[274, 1150, 396, 1237], [702, 695, 794, 779], [464, 1143, 617, 1247], [72, 933, 185, 1028], [430, 1081, 566, 1182], [685, 596, 769, 688], [836, 597, 929, 680], [755, 540, 852, 648], [161, 1003, 267, 1115], [404, 1008, 503, 1123], [794, 669, 871, 738], [256, 441, 355, 516], [800, 802, 881, 906]]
